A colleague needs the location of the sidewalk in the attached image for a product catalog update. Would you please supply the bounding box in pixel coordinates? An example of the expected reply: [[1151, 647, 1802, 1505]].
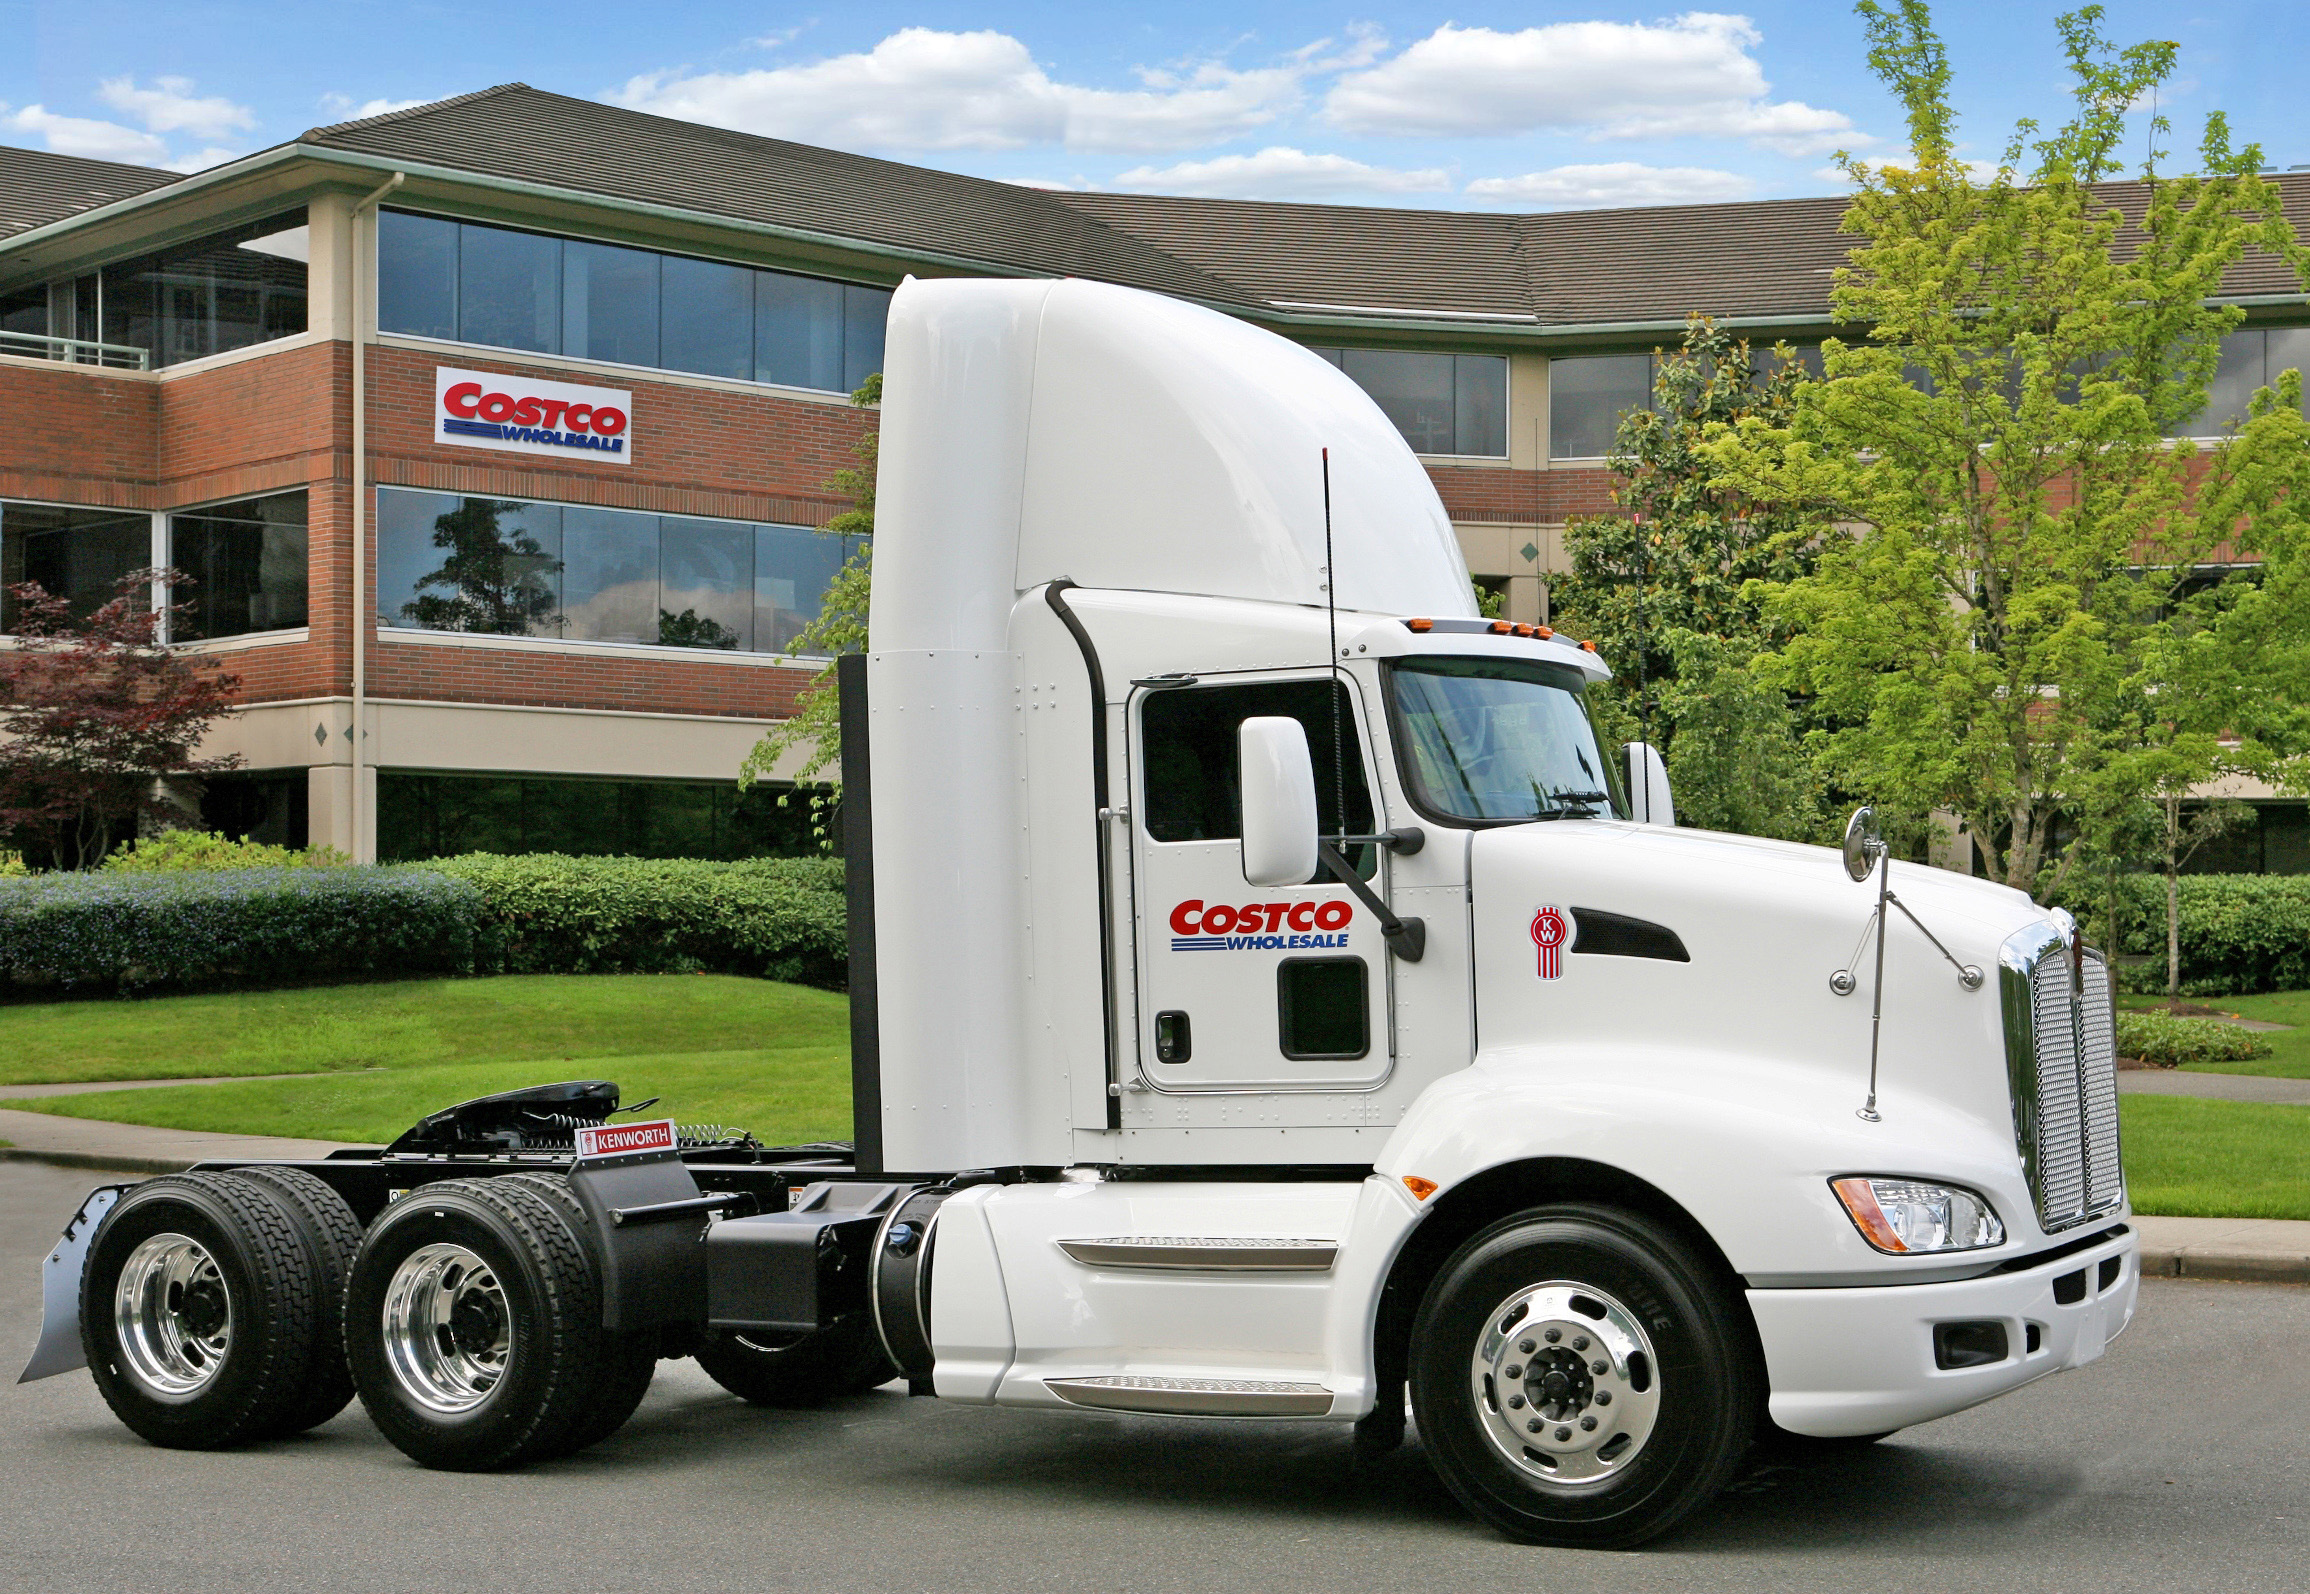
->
[[3, 1108, 2304, 1286]]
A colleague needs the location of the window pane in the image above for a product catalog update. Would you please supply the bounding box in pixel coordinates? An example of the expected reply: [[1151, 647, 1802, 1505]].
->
[[843, 283, 891, 392], [661, 256, 753, 380], [559, 241, 658, 368], [0, 502, 150, 630], [754, 523, 849, 652], [0, 285, 45, 339], [2170, 330, 2263, 437], [1342, 349, 1458, 455], [658, 516, 752, 649], [375, 489, 457, 627], [2262, 327, 2310, 418], [387, 495, 562, 635], [1550, 354, 1653, 459], [458, 223, 560, 354], [562, 507, 660, 645], [378, 210, 457, 340], [1140, 679, 1371, 843], [1277, 958, 1369, 1059], [754, 271, 842, 391], [1453, 354, 1508, 456], [1750, 342, 1824, 382], [1312, 346, 1345, 367], [170, 489, 308, 640], [100, 210, 308, 369]]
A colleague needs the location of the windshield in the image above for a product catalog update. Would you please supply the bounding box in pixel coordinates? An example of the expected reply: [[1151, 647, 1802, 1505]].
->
[[1387, 655, 1628, 824]]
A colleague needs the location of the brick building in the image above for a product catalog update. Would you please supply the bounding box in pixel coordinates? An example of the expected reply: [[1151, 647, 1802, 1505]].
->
[[2, 85, 2304, 869]]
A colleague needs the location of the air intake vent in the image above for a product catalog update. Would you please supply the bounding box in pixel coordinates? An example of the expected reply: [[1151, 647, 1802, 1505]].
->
[[2000, 923, 2124, 1231]]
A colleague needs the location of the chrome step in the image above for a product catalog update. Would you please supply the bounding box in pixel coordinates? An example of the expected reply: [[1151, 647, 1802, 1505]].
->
[[1045, 1375, 1334, 1416], [1055, 1236, 1338, 1272]]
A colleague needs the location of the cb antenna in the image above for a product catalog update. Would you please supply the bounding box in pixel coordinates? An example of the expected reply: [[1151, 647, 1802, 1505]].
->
[[1322, 448, 1345, 844]]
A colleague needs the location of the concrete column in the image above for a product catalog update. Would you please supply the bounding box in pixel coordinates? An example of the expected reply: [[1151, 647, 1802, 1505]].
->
[[1506, 575, 1546, 625], [309, 763, 375, 860]]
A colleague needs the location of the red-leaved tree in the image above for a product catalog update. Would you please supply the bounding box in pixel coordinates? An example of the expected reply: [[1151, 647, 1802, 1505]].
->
[[0, 571, 242, 869]]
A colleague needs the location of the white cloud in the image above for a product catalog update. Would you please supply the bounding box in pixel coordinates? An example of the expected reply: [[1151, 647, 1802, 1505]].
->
[[1, 104, 169, 164], [610, 27, 1305, 153], [97, 76, 255, 140], [1813, 152, 2004, 185], [1467, 162, 1755, 208], [1114, 146, 1452, 200], [163, 146, 244, 174], [1327, 14, 1857, 155], [318, 93, 429, 121]]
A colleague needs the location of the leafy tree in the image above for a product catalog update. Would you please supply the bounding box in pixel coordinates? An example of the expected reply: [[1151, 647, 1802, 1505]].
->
[[657, 608, 740, 649], [738, 373, 879, 845], [0, 572, 242, 869], [1702, 1, 2310, 898], [403, 499, 561, 635], [1548, 316, 1828, 840]]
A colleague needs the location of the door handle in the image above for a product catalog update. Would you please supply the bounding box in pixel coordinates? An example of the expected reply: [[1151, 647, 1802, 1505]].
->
[[1154, 1010, 1192, 1064]]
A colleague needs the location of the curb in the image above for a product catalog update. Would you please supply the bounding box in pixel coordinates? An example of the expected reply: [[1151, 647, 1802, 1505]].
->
[[1, 1147, 192, 1176], [2135, 1244, 2310, 1286]]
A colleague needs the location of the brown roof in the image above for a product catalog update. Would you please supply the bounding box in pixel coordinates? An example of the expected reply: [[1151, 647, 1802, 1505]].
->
[[298, 84, 1265, 309], [0, 144, 176, 239]]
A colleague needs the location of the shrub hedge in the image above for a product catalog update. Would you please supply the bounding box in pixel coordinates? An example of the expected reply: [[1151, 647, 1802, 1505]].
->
[[0, 852, 849, 994], [2113, 1011, 2275, 1068], [2059, 875, 2310, 996], [102, 832, 350, 872]]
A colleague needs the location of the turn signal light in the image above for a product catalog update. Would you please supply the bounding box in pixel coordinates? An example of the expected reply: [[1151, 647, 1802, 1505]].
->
[[1402, 1175, 1439, 1201], [1405, 617, 1434, 633]]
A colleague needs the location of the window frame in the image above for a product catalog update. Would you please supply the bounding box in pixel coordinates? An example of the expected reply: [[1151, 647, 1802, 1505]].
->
[[1308, 344, 1512, 461]]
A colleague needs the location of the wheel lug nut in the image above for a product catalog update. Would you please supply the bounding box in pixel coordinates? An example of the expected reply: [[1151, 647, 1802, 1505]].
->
[[1595, 1391, 1612, 1406], [1580, 1416, 1598, 1431], [1504, 1364, 1522, 1379], [1591, 1360, 1608, 1375], [1518, 1339, 1536, 1355], [1526, 1419, 1543, 1434], [1508, 1394, 1525, 1409], [1555, 1426, 1572, 1441], [1572, 1335, 1589, 1351], [1543, 1328, 1561, 1343]]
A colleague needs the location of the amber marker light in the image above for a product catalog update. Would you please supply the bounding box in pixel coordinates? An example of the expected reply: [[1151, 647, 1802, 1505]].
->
[[1579, 640, 1598, 653], [1536, 625, 1554, 639], [1831, 1177, 1906, 1252], [1402, 1176, 1439, 1200], [1489, 620, 1513, 634], [1405, 617, 1434, 633]]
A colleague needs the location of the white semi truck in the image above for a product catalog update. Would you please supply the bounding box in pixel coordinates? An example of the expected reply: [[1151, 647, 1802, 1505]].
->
[[22, 277, 2136, 1547]]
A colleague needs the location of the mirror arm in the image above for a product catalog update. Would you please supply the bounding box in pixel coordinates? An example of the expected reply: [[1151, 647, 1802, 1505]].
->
[[1326, 827, 1426, 856], [1316, 842, 1425, 962]]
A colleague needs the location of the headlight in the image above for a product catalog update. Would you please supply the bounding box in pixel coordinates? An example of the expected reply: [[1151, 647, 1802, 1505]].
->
[[1831, 1176, 2005, 1254]]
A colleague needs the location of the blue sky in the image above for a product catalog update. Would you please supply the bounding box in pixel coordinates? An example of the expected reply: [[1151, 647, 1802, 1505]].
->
[[2, 2, 2304, 209]]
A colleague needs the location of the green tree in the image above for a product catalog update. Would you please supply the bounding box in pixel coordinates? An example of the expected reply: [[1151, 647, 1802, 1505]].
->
[[1702, 1, 2310, 898], [1548, 316, 1828, 840], [738, 374, 879, 845], [402, 499, 561, 635]]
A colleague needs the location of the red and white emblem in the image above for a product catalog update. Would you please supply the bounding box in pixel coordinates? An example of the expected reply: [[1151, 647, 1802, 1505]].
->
[[1530, 906, 1569, 980]]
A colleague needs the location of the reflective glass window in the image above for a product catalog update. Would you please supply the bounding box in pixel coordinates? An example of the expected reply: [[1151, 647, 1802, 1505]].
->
[[561, 507, 660, 645], [1317, 348, 1508, 457], [1549, 354, 1653, 460], [458, 225, 560, 355], [0, 501, 151, 630], [376, 771, 824, 861], [562, 241, 659, 368], [170, 490, 308, 639], [2165, 329, 2310, 437], [755, 523, 851, 652], [756, 271, 843, 391], [844, 284, 892, 392], [0, 285, 45, 340], [377, 210, 457, 341], [380, 493, 562, 637], [661, 256, 754, 380], [1140, 679, 1371, 843], [100, 210, 307, 369], [658, 516, 754, 650]]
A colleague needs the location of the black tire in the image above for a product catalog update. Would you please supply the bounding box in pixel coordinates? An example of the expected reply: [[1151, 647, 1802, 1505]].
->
[[497, 1172, 660, 1454], [230, 1166, 361, 1436], [80, 1172, 322, 1450], [1408, 1204, 1759, 1549], [695, 1316, 897, 1407], [344, 1178, 615, 1470]]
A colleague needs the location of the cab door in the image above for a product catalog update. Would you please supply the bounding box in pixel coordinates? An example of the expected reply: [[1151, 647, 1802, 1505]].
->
[[1128, 674, 1389, 1091]]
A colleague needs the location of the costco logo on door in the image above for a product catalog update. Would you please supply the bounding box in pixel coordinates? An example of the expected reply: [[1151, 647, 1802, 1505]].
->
[[1170, 899, 1352, 952], [434, 366, 632, 465]]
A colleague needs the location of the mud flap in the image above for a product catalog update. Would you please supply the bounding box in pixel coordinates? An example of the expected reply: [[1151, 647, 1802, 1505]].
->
[[18, 1186, 127, 1383]]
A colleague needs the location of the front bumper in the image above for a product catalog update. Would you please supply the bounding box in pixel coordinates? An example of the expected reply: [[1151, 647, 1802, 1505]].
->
[[1747, 1224, 2138, 1438]]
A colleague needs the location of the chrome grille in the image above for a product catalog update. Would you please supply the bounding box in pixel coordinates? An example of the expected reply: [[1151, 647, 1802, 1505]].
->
[[2001, 919, 2125, 1231]]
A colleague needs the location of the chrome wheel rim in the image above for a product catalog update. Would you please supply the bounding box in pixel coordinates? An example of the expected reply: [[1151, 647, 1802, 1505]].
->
[[381, 1243, 510, 1414], [1469, 1280, 1663, 1489], [113, 1232, 232, 1398]]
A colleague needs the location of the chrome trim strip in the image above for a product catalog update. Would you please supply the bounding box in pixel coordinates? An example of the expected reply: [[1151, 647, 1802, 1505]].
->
[[1056, 1236, 1339, 1272], [1045, 1375, 1334, 1415]]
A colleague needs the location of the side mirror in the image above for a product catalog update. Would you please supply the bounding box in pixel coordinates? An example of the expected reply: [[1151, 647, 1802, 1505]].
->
[[1239, 717, 1320, 887], [1623, 741, 1675, 826]]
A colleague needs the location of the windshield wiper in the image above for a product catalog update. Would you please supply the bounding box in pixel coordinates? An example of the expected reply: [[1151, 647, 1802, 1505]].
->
[[1531, 788, 1613, 821]]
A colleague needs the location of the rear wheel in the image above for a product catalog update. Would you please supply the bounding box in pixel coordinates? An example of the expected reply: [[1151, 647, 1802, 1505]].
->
[[695, 1316, 897, 1407], [230, 1166, 362, 1436], [1408, 1204, 1758, 1548], [498, 1172, 660, 1453], [344, 1179, 614, 1470], [80, 1173, 320, 1449]]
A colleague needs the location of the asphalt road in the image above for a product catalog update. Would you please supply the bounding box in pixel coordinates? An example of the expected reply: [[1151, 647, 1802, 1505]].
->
[[4, 1162, 2304, 1594]]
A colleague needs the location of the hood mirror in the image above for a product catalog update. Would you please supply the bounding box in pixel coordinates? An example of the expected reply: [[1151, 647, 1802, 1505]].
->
[[1841, 805, 1885, 883]]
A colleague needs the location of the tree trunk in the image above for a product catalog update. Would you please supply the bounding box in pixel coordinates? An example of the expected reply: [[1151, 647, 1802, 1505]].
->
[[2164, 799, 2183, 1015]]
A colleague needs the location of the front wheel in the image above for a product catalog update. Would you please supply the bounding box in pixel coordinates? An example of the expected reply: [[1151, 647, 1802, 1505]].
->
[[1408, 1204, 1759, 1548]]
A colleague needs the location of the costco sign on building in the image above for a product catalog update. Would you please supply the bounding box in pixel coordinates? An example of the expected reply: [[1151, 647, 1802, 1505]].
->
[[433, 366, 633, 465]]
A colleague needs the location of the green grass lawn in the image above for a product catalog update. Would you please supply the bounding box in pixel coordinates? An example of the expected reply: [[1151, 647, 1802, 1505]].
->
[[2117, 988, 2310, 1078], [2120, 1095, 2310, 1221]]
